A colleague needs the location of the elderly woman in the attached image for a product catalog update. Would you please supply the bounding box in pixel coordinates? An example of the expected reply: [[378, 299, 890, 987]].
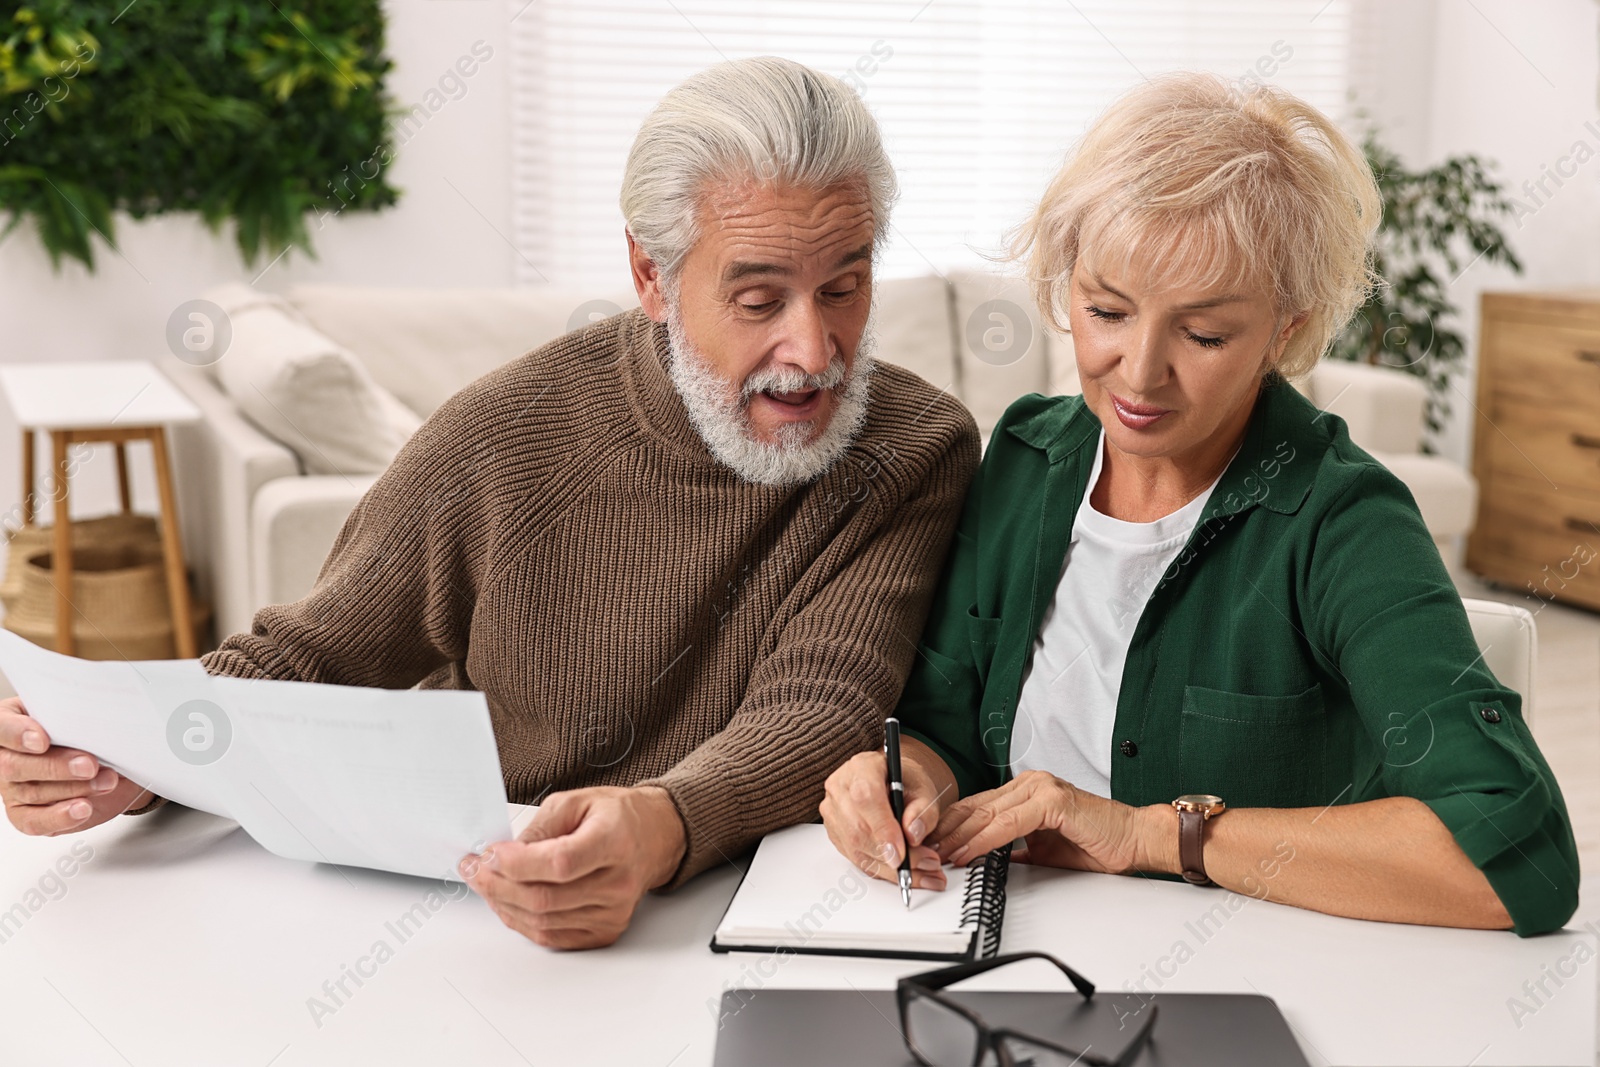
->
[[820, 73, 1578, 936]]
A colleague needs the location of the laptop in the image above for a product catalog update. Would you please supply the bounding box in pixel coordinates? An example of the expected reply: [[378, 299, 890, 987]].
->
[[711, 988, 1310, 1066]]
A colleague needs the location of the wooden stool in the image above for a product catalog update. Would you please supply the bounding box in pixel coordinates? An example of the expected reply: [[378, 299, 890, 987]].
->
[[1, 362, 203, 659]]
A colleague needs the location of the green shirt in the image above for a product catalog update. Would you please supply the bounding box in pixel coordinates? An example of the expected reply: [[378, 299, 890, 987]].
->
[[900, 378, 1579, 936]]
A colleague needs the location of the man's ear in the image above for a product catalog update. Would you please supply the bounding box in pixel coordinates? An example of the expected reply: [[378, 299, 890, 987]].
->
[[627, 231, 669, 323]]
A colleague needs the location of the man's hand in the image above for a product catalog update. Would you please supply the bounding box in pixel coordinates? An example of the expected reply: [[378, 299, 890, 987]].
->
[[458, 785, 687, 950], [0, 697, 151, 836]]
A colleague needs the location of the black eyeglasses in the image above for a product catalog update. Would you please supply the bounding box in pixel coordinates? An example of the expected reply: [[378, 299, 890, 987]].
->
[[896, 951, 1158, 1067]]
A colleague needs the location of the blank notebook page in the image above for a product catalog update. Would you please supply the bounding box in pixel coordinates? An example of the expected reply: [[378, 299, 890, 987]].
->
[[714, 823, 975, 954]]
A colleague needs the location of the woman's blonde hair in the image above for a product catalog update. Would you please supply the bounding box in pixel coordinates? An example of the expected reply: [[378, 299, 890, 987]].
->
[[1009, 72, 1380, 379]]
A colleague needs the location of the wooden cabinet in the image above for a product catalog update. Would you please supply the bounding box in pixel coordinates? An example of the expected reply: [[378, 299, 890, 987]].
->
[[1467, 291, 1600, 611]]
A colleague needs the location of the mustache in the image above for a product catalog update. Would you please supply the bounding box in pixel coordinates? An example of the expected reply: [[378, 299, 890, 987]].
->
[[740, 357, 848, 403]]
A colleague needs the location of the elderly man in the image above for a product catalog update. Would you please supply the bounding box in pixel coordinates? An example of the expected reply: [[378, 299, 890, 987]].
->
[[0, 57, 978, 950]]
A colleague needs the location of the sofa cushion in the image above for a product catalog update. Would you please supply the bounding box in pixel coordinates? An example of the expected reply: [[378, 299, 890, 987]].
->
[[870, 275, 957, 392], [208, 288, 421, 477], [1306, 360, 1427, 454], [1371, 452, 1478, 539], [288, 284, 640, 417], [947, 269, 1055, 435]]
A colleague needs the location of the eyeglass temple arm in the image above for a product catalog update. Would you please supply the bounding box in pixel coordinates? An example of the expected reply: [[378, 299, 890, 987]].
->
[[905, 951, 1097, 1000]]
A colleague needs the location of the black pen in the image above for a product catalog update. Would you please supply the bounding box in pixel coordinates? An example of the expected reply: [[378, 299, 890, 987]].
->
[[884, 716, 912, 908]]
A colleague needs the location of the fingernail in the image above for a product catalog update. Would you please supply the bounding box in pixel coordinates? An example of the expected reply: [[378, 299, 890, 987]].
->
[[91, 769, 117, 793], [22, 732, 45, 753], [67, 801, 90, 819], [915, 854, 941, 871], [459, 857, 479, 879], [907, 818, 925, 843], [879, 842, 897, 865], [948, 848, 967, 865], [483, 847, 498, 869], [68, 757, 95, 778]]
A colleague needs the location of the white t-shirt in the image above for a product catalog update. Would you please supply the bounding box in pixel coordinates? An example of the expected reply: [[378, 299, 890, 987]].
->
[[1008, 431, 1224, 797]]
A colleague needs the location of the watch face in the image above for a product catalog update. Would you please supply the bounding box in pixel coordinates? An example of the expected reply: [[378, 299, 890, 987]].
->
[[1174, 793, 1226, 814]]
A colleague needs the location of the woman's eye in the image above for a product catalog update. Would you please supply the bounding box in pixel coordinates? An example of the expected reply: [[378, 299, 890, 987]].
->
[[1187, 331, 1226, 349], [1084, 305, 1123, 322], [823, 288, 856, 301]]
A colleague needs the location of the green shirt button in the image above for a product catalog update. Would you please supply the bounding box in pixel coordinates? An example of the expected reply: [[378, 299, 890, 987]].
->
[[1120, 740, 1139, 757], [1480, 707, 1502, 724]]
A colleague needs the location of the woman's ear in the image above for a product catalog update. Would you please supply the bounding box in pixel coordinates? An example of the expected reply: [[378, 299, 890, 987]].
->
[[1265, 311, 1310, 371]]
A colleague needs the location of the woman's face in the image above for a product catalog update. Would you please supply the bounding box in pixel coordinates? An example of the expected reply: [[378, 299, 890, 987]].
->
[[1069, 257, 1302, 465]]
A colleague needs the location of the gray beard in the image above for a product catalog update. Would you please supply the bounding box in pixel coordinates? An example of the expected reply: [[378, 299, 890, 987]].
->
[[664, 307, 875, 487]]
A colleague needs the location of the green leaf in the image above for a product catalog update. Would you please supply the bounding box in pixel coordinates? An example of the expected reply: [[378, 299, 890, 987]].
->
[[0, 0, 398, 273], [1332, 128, 1525, 447]]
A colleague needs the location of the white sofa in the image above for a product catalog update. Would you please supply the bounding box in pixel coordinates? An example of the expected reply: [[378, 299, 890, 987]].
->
[[167, 271, 1476, 642]]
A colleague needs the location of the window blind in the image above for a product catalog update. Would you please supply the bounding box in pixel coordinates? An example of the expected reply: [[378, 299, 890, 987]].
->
[[507, 0, 1359, 286]]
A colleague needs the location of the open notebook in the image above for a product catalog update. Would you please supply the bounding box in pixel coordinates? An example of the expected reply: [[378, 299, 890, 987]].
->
[[710, 823, 1010, 962]]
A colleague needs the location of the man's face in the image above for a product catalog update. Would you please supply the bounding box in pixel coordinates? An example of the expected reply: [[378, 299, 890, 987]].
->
[[643, 179, 876, 447]]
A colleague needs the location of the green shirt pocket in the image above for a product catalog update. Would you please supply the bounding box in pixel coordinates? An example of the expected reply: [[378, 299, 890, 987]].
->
[[1178, 682, 1327, 808], [965, 603, 1004, 686]]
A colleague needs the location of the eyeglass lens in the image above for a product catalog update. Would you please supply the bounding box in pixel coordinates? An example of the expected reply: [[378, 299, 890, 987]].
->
[[904, 991, 997, 1066]]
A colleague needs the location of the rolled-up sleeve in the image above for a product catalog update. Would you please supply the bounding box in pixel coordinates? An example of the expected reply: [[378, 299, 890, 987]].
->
[[1309, 465, 1580, 936]]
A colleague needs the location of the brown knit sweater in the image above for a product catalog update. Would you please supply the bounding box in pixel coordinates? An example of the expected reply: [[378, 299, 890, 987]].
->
[[151, 309, 977, 885]]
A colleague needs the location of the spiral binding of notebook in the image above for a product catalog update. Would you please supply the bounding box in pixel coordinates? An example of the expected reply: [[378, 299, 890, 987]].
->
[[958, 842, 1013, 960]]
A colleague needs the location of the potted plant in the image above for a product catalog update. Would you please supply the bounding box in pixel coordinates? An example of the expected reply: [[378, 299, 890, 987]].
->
[[1328, 132, 1524, 446]]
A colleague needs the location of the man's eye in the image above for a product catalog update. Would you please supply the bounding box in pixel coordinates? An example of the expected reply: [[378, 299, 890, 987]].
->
[[1085, 305, 1124, 322], [739, 300, 778, 314], [823, 288, 856, 301]]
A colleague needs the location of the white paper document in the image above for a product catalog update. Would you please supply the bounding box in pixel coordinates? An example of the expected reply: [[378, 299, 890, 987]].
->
[[0, 631, 511, 881]]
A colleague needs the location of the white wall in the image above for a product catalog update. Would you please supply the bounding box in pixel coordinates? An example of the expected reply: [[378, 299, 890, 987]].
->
[[1418, 0, 1600, 464], [1350, 0, 1600, 465], [0, 1, 517, 521]]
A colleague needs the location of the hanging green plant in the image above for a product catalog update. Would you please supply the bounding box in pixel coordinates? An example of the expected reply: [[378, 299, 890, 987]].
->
[[0, 0, 398, 272]]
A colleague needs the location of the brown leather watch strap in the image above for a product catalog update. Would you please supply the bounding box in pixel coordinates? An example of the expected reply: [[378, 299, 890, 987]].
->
[[1179, 807, 1211, 886]]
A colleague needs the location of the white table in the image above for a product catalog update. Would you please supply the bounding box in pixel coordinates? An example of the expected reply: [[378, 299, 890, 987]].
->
[[0, 361, 203, 657], [0, 806, 1593, 1066]]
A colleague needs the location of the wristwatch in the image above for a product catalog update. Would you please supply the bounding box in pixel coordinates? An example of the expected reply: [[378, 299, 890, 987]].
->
[[1172, 794, 1226, 886]]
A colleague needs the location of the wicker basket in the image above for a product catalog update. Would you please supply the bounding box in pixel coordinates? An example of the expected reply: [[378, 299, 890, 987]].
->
[[1, 513, 160, 613], [2, 542, 211, 661]]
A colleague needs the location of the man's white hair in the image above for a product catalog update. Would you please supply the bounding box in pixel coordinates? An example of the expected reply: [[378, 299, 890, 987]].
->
[[620, 56, 898, 287]]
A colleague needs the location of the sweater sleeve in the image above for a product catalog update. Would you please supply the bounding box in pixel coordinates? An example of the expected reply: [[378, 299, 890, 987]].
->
[[199, 399, 488, 689], [638, 415, 980, 886], [1307, 464, 1580, 936]]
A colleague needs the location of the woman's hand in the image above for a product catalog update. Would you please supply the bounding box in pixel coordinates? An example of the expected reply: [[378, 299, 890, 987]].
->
[[935, 770, 1157, 874], [820, 738, 956, 891]]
